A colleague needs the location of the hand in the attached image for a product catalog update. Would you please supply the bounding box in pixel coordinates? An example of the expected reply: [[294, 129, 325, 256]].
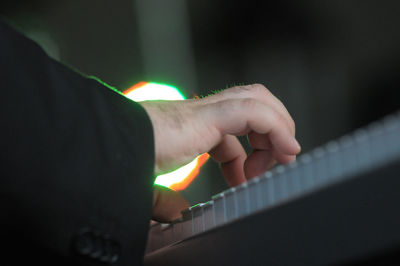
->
[[139, 84, 301, 222]]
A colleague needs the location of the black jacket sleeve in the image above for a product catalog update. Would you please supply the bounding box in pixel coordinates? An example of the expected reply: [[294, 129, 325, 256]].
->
[[0, 20, 155, 265]]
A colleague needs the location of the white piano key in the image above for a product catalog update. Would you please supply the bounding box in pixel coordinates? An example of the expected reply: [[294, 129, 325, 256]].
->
[[212, 192, 226, 226], [298, 154, 314, 192], [192, 204, 205, 234], [383, 114, 400, 160], [338, 135, 357, 178], [247, 177, 261, 212], [312, 147, 328, 186], [235, 182, 250, 217], [367, 122, 386, 166], [203, 201, 215, 231], [180, 220, 192, 240], [146, 222, 162, 253], [286, 161, 300, 195], [260, 171, 275, 208], [353, 129, 372, 173], [224, 188, 238, 221], [154, 223, 166, 251], [273, 166, 288, 201], [325, 141, 343, 180], [180, 209, 193, 238], [171, 219, 183, 243], [161, 223, 174, 246]]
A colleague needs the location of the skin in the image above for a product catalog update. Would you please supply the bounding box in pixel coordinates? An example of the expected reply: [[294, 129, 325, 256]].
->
[[139, 84, 301, 222]]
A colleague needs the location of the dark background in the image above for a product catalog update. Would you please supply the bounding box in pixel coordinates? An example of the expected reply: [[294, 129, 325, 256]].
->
[[2, 0, 400, 204]]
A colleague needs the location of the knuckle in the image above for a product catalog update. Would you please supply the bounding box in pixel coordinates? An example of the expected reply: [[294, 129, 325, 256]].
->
[[240, 98, 258, 110], [250, 83, 271, 95], [225, 86, 249, 96], [250, 83, 264, 90], [273, 112, 288, 129], [277, 112, 286, 122], [216, 99, 236, 111]]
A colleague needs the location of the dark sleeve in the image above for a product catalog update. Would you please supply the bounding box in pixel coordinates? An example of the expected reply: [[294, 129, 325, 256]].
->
[[0, 20, 155, 265]]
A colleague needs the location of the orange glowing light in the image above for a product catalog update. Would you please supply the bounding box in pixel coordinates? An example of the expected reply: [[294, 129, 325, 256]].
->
[[169, 153, 210, 191], [123, 81, 148, 95]]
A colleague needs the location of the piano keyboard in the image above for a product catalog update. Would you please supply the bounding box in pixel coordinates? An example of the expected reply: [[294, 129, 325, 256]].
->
[[145, 111, 400, 258]]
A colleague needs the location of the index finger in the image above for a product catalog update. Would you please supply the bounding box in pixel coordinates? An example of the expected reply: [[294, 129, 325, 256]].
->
[[199, 84, 296, 136], [209, 98, 300, 155]]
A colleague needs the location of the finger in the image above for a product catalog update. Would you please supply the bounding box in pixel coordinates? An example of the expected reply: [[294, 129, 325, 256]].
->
[[248, 131, 297, 164], [209, 134, 247, 187], [199, 84, 295, 136], [152, 185, 190, 223], [244, 150, 276, 179], [247, 131, 273, 150], [271, 149, 297, 164], [210, 99, 301, 156]]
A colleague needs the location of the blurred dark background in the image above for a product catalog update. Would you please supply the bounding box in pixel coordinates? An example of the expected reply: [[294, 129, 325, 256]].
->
[[2, 0, 400, 204]]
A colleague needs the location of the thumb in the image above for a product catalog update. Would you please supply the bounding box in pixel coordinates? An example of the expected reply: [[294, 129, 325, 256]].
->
[[152, 185, 190, 223]]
